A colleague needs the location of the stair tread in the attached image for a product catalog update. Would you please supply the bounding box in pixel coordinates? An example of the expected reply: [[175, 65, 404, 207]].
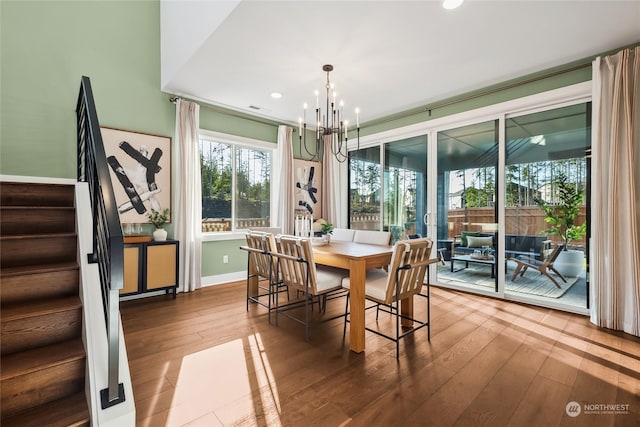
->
[[1, 391, 89, 427], [1, 206, 75, 210], [1, 338, 85, 381], [0, 232, 77, 240], [1, 296, 82, 322], [1, 261, 79, 277]]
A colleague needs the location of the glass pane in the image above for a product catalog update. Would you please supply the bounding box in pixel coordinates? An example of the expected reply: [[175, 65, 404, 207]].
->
[[200, 138, 232, 232], [505, 103, 589, 309], [384, 136, 427, 244], [235, 147, 271, 229], [436, 120, 499, 292], [349, 146, 381, 230]]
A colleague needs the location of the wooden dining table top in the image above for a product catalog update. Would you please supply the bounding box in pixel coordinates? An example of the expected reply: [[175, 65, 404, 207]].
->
[[311, 241, 393, 270]]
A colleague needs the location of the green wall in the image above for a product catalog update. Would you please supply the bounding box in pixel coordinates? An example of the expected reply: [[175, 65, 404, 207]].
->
[[1, 0, 173, 178]]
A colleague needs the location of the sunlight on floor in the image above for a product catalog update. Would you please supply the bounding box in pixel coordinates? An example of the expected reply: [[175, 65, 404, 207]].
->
[[165, 334, 282, 426], [248, 333, 282, 414]]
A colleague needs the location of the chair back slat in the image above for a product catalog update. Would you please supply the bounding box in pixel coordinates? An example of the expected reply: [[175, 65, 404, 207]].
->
[[245, 231, 277, 281], [383, 238, 434, 303], [276, 235, 318, 295]]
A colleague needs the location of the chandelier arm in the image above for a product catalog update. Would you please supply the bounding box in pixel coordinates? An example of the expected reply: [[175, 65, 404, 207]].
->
[[300, 123, 319, 160], [303, 138, 319, 160]]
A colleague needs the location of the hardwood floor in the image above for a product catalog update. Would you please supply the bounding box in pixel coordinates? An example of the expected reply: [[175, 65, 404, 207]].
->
[[120, 282, 640, 427]]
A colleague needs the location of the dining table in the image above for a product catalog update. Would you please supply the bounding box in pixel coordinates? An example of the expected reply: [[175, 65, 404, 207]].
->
[[312, 240, 412, 353]]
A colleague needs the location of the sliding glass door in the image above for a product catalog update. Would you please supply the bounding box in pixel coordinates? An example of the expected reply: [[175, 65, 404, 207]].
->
[[384, 136, 428, 242], [504, 103, 590, 309], [348, 136, 428, 243], [435, 120, 499, 293], [345, 86, 591, 313], [349, 146, 381, 231]]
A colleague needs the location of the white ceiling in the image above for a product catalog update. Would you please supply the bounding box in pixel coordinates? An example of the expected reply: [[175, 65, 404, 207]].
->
[[161, 0, 640, 127]]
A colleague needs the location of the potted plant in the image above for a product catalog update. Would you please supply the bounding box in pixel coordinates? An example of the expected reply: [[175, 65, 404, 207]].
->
[[147, 208, 170, 241], [320, 222, 333, 235], [320, 221, 333, 243], [535, 173, 586, 277]]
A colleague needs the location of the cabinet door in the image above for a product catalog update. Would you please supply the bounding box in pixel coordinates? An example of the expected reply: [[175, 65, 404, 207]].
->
[[121, 246, 140, 294], [146, 243, 177, 290]]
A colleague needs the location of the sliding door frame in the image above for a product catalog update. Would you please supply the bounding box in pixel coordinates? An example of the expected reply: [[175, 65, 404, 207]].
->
[[354, 82, 591, 315]]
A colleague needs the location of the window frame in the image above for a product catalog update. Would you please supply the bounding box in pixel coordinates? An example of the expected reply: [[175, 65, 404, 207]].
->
[[199, 129, 277, 241]]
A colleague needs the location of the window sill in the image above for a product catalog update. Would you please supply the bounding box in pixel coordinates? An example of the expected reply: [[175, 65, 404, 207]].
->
[[201, 232, 247, 242]]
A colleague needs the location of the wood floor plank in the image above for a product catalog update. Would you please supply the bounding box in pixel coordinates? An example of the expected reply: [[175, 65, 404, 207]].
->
[[405, 321, 523, 426], [120, 281, 640, 427], [507, 376, 573, 426]]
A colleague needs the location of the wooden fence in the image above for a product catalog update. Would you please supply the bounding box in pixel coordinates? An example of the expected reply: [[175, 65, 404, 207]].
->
[[446, 206, 587, 246]]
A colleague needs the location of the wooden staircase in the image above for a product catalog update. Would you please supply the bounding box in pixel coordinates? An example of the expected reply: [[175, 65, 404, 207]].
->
[[1, 182, 89, 427]]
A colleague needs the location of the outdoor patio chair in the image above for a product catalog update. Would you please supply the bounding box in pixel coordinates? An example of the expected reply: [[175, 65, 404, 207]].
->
[[510, 244, 568, 288]]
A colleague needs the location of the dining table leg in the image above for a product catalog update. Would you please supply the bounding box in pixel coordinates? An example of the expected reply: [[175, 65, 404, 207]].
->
[[401, 296, 414, 327], [349, 258, 366, 353]]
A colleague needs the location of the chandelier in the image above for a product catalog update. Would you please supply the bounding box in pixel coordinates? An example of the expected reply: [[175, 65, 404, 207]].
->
[[298, 64, 360, 163]]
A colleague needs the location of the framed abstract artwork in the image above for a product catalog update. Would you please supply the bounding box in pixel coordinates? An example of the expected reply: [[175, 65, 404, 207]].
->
[[294, 159, 322, 217], [100, 127, 171, 224]]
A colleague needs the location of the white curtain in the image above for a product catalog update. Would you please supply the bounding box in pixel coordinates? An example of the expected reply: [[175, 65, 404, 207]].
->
[[273, 125, 294, 234], [174, 99, 202, 292], [322, 135, 350, 228], [591, 46, 640, 336]]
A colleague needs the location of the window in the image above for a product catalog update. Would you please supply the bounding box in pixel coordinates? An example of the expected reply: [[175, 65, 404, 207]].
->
[[199, 132, 273, 233]]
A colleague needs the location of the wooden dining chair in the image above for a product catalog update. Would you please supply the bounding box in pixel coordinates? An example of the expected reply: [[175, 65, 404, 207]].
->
[[272, 235, 348, 341], [240, 231, 288, 322], [510, 244, 568, 288], [331, 228, 356, 242], [342, 238, 435, 358], [353, 230, 392, 246]]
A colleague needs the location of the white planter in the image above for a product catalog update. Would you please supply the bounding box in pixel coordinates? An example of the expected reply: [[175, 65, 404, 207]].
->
[[153, 228, 167, 241], [554, 249, 583, 277]]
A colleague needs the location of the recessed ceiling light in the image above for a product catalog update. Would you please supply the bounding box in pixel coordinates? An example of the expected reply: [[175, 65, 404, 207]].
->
[[270, 92, 283, 99], [442, 0, 464, 10]]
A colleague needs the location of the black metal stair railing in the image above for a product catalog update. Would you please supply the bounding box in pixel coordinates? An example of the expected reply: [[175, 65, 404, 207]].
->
[[76, 76, 126, 409]]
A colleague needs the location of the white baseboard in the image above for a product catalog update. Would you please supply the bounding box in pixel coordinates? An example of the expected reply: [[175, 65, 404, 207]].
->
[[0, 174, 76, 184], [201, 271, 246, 287]]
